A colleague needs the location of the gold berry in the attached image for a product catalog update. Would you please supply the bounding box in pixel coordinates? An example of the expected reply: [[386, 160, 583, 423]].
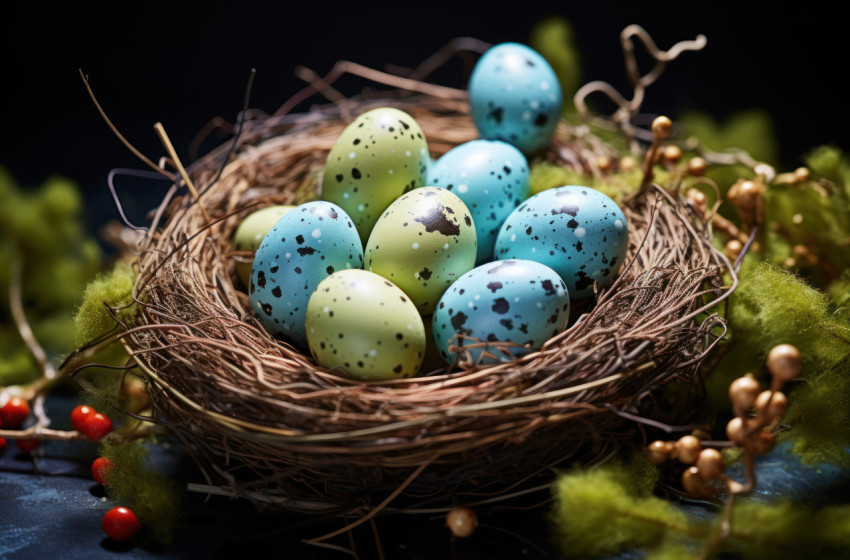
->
[[646, 440, 673, 465], [793, 167, 810, 182], [686, 157, 707, 176], [726, 417, 747, 445], [446, 506, 478, 539], [682, 466, 715, 498], [596, 155, 613, 173], [675, 435, 702, 465], [729, 374, 761, 411], [766, 344, 802, 382], [619, 156, 637, 173], [755, 390, 789, 422], [696, 448, 724, 480], [663, 145, 682, 163], [651, 116, 673, 140]]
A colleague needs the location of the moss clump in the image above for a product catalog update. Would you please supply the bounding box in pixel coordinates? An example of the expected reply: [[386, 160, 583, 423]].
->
[[550, 455, 850, 558], [73, 260, 137, 347], [99, 440, 182, 545]]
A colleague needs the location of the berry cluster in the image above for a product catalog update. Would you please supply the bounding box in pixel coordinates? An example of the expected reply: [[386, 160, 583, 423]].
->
[[646, 343, 801, 498]]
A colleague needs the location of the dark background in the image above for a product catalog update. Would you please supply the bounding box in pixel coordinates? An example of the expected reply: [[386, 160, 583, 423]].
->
[[2, 1, 848, 237]]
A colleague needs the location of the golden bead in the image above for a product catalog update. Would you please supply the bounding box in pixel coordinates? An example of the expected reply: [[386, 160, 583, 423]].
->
[[755, 390, 789, 422], [651, 116, 673, 140], [696, 448, 724, 480], [596, 155, 613, 173], [729, 374, 760, 411], [794, 167, 810, 182], [682, 466, 715, 498], [726, 416, 746, 445], [686, 157, 707, 176], [734, 180, 761, 211], [646, 440, 672, 465], [724, 239, 743, 260], [782, 257, 797, 268], [619, 156, 637, 173], [766, 344, 802, 382], [663, 145, 683, 163], [446, 506, 478, 538], [675, 435, 701, 465], [686, 188, 707, 206]]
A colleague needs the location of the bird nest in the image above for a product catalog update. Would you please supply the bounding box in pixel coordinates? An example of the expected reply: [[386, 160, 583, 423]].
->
[[110, 60, 733, 520]]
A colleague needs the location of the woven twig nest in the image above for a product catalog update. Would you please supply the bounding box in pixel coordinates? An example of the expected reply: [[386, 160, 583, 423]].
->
[[120, 82, 732, 516]]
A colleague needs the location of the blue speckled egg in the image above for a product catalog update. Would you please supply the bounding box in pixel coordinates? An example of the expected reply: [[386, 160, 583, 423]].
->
[[468, 43, 563, 155], [249, 201, 363, 349], [494, 186, 629, 300], [432, 259, 570, 365], [428, 140, 530, 264]]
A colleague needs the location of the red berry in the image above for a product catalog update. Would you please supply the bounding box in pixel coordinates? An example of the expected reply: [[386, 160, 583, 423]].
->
[[71, 405, 96, 433], [85, 413, 113, 442], [102, 506, 141, 541], [92, 457, 114, 485], [1, 397, 30, 428], [15, 438, 41, 453], [0, 438, 7, 454]]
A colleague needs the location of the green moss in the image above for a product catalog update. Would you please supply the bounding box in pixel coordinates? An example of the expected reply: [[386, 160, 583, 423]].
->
[[550, 454, 695, 558], [528, 160, 658, 203], [550, 455, 850, 558], [529, 16, 582, 109], [708, 262, 850, 466], [73, 260, 137, 346], [99, 440, 183, 545]]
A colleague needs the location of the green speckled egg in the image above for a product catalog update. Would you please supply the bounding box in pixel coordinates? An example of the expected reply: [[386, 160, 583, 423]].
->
[[306, 269, 426, 380], [232, 205, 294, 286], [321, 107, 430, 244], [364, 187, 477, 315]]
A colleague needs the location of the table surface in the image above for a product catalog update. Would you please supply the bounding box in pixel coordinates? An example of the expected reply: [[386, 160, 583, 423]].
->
[[2, 389, 848, 559]]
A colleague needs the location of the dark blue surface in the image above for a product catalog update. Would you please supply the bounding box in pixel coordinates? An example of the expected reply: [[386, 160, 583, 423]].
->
[[2, 388, 848, 559]]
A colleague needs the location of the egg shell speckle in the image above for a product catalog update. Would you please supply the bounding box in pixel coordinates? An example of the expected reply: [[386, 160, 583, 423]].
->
[[322, 107, 430, 244], [494, 186, 629, 300], [365, 187, 477, 315], [428, 139, 530, 264], [233, 205, 295, 286], [468, 42, 563, 155], [306, 269, 426, 380], [432, 259, 570, 364], [249, 201, 363, 349]]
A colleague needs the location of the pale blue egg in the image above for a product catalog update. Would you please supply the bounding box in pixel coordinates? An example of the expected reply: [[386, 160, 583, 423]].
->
[[468, 42, 563, 155], [431, 259, 570, 365], [249, 201, 363, 349], [494, 186, 629, 300], [428, 140, 530, 264]]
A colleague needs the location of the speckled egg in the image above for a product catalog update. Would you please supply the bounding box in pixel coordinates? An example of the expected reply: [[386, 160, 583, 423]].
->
[[431, 259, 570, 364], [365, 187, 477, 315], [494, 186, 629, 300], [468, 42, 563, 155], [322, 107, 430, 244], [233, 205, 295, 286], [428, 140, 530, 264], [306, 269, 426, 380], [249, 201, 363, 349]]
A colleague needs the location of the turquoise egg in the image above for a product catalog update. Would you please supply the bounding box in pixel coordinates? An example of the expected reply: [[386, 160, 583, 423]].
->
[[431, 259, 570, 364], [468, 43, 563, 155], [494, 186, 629, 300], [428, 140, 529, 264], [249, 201, 363, 349]]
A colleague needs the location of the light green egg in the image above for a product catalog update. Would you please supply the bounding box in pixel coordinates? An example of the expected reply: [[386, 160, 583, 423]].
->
[[321, 107, 430, 244], [306, 269, 426, 381], [364, 187, 477, 315], [232, 205, 294, 286]]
